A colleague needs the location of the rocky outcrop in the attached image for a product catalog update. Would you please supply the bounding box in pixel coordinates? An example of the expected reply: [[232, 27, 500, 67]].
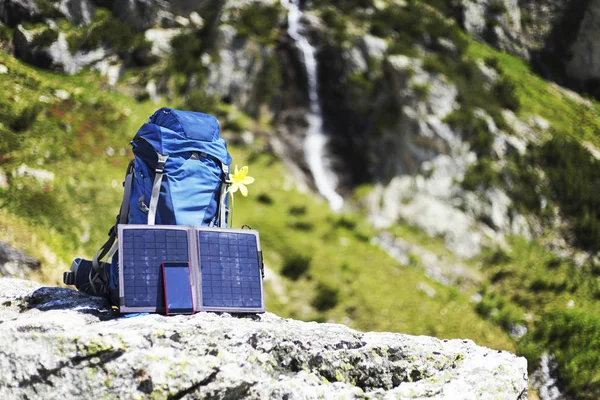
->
[[0, 242, 40, 278], [205, 24, 275, 117], [0, 278, 528, 399], [461, 0, 528, 58], [58, 0, 96, 25], [566, 0, 600, 84], [0, 0, 42, 27], [458, 0, 600, 96]]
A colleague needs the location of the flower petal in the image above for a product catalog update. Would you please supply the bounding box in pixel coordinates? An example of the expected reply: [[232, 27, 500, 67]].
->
[[239, 183, 248, 197], [229, 182, 239, 193], [234, 165, 239, 175], [241, 176, 254, 185], [238, 166, 248, 179]]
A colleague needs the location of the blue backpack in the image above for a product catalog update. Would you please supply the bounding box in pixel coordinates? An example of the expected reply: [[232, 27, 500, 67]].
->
[[71, 108, 232, 304]]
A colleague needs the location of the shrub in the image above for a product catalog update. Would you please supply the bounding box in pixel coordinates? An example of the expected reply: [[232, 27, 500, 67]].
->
[[186, 91, 218, 114], [281, 253, 311, 280], [289, 221, 314, 231], [461, 159, 500, 191], [0, 23, 10, 42], [411, 83, 430, 99], [169, 32, 204, 75], [535, 137, 600, 251], [31, 29, 58, 48], [484, 56, 500, 71], [236, 3, 282, 44], [422, 55, 447, 75], [334, 214, 357, 230], [493, 77, 520, 111], [288, 205, 306, 216], [256, 54, 281, 105], [444, 108, 494, 156], [312, 282, 340, 311], [486, 248, 512, 265], [257, 193, 274, 205], [67, 8, 146, 58], [10, 103, 43, 132], [518, 309, 600, 400], [487, 0, 507, 15]]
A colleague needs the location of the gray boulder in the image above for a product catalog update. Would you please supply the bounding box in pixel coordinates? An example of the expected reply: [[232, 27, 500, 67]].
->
[[566, 0, 600, 83], [0, 278, 528, 399], [460, 0, 528, 58], [58, 0, 96, 25], [13, 25, 113, 76], [205, 24, 276, 117], [0, 242, 40, 278], [0, 0, 41, 27]]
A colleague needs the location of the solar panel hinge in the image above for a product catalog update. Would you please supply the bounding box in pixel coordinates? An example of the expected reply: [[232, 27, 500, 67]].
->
[[258, 250, 264, 278]]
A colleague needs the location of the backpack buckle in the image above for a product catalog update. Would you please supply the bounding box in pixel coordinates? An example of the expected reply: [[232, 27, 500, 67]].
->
[[155, 155, 168, 174]]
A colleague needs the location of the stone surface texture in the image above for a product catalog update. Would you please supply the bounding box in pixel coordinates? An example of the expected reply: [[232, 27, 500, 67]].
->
[[0, 242, 40, 278], [566, 0, 600, 82], [0, 278, 528, 399]]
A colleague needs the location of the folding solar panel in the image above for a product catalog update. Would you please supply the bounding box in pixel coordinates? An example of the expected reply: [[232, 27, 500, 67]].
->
[[118, 225, 264, 314]]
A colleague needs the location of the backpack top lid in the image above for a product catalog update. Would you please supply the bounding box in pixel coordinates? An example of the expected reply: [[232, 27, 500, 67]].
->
[[133, 107, 232, 165]]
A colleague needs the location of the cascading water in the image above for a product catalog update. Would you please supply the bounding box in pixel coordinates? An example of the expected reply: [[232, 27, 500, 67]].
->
[[282, 0, 344, 212]]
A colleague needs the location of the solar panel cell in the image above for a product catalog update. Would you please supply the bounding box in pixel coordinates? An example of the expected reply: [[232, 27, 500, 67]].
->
[[121, 228, 189, 310], [119, 225, 263, 313]]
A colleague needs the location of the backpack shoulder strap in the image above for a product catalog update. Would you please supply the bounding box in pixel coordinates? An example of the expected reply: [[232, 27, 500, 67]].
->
[[148, 154, 168, 226], [91, 160, 135, 292]]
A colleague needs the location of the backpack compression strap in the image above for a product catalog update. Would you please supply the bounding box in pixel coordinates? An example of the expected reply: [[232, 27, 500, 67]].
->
[[148, 154, 169, 225], [90, 160, 134, 293], [218, 164, 229, 228]]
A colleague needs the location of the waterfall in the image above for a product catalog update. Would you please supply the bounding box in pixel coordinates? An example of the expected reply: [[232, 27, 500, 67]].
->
[[282, 0, 344, 212]]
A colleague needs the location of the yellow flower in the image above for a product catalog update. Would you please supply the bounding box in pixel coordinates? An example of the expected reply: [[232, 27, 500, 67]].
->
[[228, 165, 254, 197]]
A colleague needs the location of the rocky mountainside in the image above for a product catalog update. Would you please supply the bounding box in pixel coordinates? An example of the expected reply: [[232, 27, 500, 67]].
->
[[0, 278, 528, 399], [1, 0, 600, 399]]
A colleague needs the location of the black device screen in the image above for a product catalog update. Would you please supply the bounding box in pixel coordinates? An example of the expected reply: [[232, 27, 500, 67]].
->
[[162, 262, 194, 315]]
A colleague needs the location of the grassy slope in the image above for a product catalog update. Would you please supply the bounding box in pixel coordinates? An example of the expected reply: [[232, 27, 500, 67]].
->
[[468, 40, 600, 147], [230, 146, 513, 350], [0, 52, 158, 283], [0, 51, 514, 352]]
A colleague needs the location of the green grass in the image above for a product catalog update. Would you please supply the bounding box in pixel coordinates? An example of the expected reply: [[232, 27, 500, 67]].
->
[[228, 146, 513, 350], [475, 237, 600, 399], [0, 50, 514, 353], [467, 40, 600, 147], [0, 52, 157, 283]]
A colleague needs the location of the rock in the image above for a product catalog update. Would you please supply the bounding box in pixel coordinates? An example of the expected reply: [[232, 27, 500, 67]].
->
[[372, 232, 481, 288], [460, 0, 527, 58], [204, 24, 274, 117], [358, 34, 387, 62], [0, 64, 7, 73], [144, 28, 181, 57], [109, 0, 169, 31], [145, 79, 160, 103], [189, 11, 204, 28], [13, 26, 109, 73], [53, 89, 69, 100], [566, 0, 600, 84], [0, 0, 41, 27], [13, 24, 54, 69], [0, 243, 40, 278], [93, 55, 124, 86], [14, 164, 55, 182], [58, 0, 96, 25], [0, 278, 528, 399], [530, 353, 566, 400]]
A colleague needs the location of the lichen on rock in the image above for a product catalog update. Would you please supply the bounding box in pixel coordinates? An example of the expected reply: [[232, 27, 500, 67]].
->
[[0, 278, 527, 399]]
